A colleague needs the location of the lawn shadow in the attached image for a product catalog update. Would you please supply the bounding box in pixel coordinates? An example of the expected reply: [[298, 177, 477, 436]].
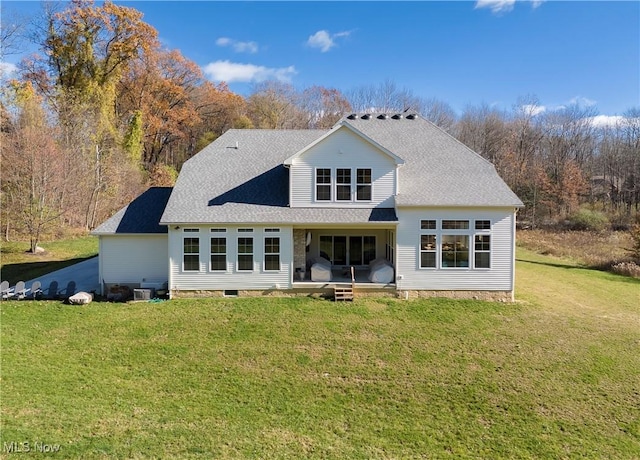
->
[[517, 257, 640, 285], [516, 258, 580, 270], [1, 256, 96, 286]]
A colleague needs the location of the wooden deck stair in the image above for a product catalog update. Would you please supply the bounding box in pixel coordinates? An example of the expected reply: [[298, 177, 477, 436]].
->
[[334, 267, 356, 302]]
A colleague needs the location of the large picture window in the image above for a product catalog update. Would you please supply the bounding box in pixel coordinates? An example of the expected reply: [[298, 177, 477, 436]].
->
[[264, 237, 280, 271], [237, 237, 253, 271], [441, 235, 469, 268], [336, 168, 351, 201], [183, 237, 200, 271], [316, 168, 331, 201], [356, 168, 372, 201], [210, 237, 226, 271]]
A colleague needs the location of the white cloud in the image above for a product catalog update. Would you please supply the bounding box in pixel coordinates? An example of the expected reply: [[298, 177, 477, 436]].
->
[[589, 115, 624, 128], [522, 104, 546, 116], [215, 37, 259, 54], [0, 61, 17, 78], [202, 60, 297, 83], [475, 0, 544, 14], [307, 30, 351, 53], [569, 96, 597, 107], [475, 0, 516, 14]]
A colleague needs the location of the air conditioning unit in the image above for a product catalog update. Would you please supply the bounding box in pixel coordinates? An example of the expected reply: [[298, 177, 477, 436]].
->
[[133, 288, 154, 301]]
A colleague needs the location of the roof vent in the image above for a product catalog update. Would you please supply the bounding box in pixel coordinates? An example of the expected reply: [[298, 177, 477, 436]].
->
[[406, 113, 417, 120], [347, 114, 357, 120], [377, 113, 389, 120], [361, 114, 371, 120], [392, 114, 403, 120]]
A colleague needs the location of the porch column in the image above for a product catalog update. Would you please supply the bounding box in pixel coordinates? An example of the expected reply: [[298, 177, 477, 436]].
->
[[293, 229, 307, 272]]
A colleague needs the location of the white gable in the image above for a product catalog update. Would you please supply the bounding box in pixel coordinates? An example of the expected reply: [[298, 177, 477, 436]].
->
[[288, 125, 400, 208]]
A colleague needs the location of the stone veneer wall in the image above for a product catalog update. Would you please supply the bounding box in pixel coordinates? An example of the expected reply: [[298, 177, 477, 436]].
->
[[293, 229, 307, 273], [170, 289, 515, 302]]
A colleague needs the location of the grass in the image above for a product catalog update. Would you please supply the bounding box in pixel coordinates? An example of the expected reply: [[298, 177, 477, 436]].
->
[[0, 236, 98, 285], [517, 229, 635, 270], [1, 247, 639, 458]]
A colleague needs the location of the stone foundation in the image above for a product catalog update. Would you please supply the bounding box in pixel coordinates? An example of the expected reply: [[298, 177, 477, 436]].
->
[[398, 290, 514, 302], [171, 288, 514, 302]]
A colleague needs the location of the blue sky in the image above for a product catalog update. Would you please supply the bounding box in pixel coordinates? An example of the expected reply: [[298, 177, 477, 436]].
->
[[2, 1, 639, 119]]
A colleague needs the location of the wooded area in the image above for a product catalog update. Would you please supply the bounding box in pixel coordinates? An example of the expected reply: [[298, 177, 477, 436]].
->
[[1, 1, 639, 251]]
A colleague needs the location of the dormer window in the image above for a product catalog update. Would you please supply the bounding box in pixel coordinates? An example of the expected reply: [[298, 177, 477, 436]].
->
[[336, 169, 351, 201], [356, 168, 372, 201], [316, 168, 331, 201], [314, 167, 373, 203]]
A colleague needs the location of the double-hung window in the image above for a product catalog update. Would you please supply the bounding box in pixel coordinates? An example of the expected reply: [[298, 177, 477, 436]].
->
[[356, 168, 372, 201], [419, 220, 437, 268], [316, 169, 331, 201], [336, 168, 351, 201], [264, 237, 280, 271], [474, 220, 491, 268], [183, 229, 200, 271], [237, 238, 253, 271], [210, 237, 226, 271]]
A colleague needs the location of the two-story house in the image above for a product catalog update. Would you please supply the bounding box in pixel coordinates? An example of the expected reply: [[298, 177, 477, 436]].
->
[[92, 113, 523, 300]]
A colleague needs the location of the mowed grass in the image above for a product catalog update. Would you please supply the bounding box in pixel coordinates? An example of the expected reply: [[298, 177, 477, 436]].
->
[[1, 248, 639, 458], [0, 236, 98, 286]]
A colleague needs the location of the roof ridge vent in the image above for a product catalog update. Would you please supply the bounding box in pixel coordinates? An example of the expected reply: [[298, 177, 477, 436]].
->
[[377, 113, 389, 120], [361, 114, 371, 120], [392, 114, 403, 119]]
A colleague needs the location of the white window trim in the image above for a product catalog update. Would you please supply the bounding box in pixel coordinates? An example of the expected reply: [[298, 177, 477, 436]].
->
[[355, 168, 373, 202], [263, 237, 281, 272], [209, 236, 227, 272], [315, 167, 332, 202], [237, 237, 254, 272], [417, 218, 494, 270], [473, 234, 491, 270], [183, 236, 200, 272]]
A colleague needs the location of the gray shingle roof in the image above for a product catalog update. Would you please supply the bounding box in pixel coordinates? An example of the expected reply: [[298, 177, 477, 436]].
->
[[92, 187, 173, 234], [160, 116, 522, 225], [343, 114, 524, 207]]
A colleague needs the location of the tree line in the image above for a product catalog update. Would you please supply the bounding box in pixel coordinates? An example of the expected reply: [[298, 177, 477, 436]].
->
[[1, 1, 638, 251]]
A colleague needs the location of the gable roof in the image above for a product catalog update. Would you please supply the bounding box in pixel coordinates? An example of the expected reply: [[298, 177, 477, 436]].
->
[[92, 187, 173, 235], [160, 129, 398, 225], [160, 114, 522, 225], [340, 113, 523, 207], [283, 123, 405, 166]]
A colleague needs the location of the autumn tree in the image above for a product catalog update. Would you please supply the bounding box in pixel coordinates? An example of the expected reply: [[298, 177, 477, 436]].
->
[[1, 82, 64, 250]]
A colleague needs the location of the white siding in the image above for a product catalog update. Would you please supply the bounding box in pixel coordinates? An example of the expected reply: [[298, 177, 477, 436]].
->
[[289, 128, 397, 208], [100, 235, 168, 285], [169, 226, 293, 291], [395, 208, 516, 291]]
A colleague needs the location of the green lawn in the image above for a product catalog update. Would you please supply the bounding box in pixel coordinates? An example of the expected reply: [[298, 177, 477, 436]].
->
[[0, 236, 98, 286], [1, 248, 639, 458]]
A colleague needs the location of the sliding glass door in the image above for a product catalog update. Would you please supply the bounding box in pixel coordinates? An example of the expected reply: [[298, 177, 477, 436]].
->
[[320, 235, 376, 266]]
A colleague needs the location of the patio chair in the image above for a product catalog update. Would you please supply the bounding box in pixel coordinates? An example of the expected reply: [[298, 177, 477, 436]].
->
[[44, 280, 59, 299], [58, 280, 76, 299], [14, 281, 29, 300], [1, 281, 14, 300], [29, 281, 42, 299]]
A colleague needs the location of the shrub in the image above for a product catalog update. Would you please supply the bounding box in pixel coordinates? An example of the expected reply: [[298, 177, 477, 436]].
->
[[611, 261, 640, 278], [567, 208, 609, 232], [628, 224, 640, 261]]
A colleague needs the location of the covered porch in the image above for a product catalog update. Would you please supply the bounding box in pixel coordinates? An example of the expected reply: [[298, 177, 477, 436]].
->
[[291, 226, 397, 287]]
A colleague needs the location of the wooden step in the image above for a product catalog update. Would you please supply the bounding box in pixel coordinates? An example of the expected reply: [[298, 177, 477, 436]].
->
[[334, 286, 354, 301]]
